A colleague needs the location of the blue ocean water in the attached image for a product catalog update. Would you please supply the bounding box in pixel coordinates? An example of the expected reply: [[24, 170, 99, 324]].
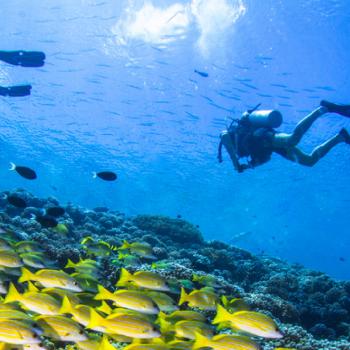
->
[[0, 0, 349, 279]]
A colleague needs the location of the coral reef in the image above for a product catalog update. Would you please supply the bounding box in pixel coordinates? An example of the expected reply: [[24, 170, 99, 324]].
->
[[1, 189, 350, 349]]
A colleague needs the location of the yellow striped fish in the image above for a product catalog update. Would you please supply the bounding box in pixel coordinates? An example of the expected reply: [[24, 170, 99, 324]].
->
[[116, 268, 170, 292], [88, 308, 160, 339], [193, 332, 260, 350], [95, 285, 159, 314], [59, 296, 105, 332], [19, 267, 82, 292], [35, 315, 87, 342], [213, 305, 283, 339], [0, 250, 23, 268], [5, 283, 61, 315], [0, 319, 42, 344]]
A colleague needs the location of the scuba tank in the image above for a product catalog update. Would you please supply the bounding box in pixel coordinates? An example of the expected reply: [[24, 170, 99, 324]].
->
[[243, 104, 283, 129], [218, 104, 283, 164]]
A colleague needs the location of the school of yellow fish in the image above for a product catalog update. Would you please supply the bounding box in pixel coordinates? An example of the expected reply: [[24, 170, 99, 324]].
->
[[0, 229, 296, 350]]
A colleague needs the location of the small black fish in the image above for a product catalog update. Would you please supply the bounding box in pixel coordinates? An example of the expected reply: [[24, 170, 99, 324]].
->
[[46, 206, 65, 217], [339, 257, 346, 262], [0, 50, 46, 67], [176, 214, 182, 219], [194, 69, 209, 78], [93, 171, 117, 181], [35, 215, 58, 228], [10, 163, 37, 180], [6, 195, 27, 208]]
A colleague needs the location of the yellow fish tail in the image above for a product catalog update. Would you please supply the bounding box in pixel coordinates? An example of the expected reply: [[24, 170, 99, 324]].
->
[[212, 304, 232, 325], [116, 268, 132, 287], [99, 335, 116, 350], [158, 316, 173, 334], [179, 287, 189, 306], [87, 308, 105, 330], [60, 296, 74, 315], [119, 240, 131, 250], [18, 267, 35, 283], [192, 274, 199, 282], [193, 332, 211, 350], [97, 301, 112, 315], [27, 281, 39, 292], [95, 285, 115, 301], [4, 283, 22, 304], [65, 259, 76, 269]]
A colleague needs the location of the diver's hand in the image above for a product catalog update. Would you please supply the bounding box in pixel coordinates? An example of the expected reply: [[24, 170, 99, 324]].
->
[[237, 163, 251, 173]]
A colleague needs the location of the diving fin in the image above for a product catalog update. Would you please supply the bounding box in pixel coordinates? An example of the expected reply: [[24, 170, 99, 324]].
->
[[0, 50, 45, 67], [339, 128, 350, 145], [321, 100, 350, 117], [0, 85, 32, 97]]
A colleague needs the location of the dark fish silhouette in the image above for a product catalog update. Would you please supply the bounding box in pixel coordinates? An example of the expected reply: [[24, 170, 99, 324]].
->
[[0, 85, 32, 97], [35, 215, 58, 228], [9, 163, 37, 180], [93, 171, 117, 181], [0, 50, 45, 67], [194, 69, 209, 78], [6, 195, 27, 208], [271, 83, 288, 88], [46, 206, 65, 217]]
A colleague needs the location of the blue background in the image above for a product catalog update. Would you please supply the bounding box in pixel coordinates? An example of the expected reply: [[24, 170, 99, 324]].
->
[[0, 0, 349, 279]]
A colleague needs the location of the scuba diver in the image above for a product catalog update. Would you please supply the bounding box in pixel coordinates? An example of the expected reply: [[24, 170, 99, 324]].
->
[[0, 50, 45, 97], [218, 100, 350, 172]]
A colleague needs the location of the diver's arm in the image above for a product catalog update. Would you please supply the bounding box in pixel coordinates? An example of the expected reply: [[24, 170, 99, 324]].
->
[[228, 149, 243, 172], [220, 131, 245, 173]]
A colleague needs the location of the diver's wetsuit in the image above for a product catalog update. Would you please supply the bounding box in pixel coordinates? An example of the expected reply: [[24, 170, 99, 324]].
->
[[219, 102, 350, 172]]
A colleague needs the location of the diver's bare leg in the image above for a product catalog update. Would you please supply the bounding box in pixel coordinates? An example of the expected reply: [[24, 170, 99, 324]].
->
[[286, 133, 345, 166], [273, 106, 328, 148]]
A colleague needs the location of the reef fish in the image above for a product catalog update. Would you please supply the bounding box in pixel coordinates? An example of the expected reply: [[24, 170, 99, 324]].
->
[[0, 250, 23, 268], [4, 283, 61, 315], [35, 215, 58, 228], [119, 240, 155, 259], [213, 305, 283, 339], [193, 332, 260, 350], [35, 315, 87, 342], [88, 309, 161, 339], [95, 285, 159, 314], [0, 319, 42, 344], [9, 163, 37, 180], [93, 171, 117, 181], [179, 287, 218, 310], [19, 267, 82, 292], [117, 268, 170, 292], [45, 206, 65, 217], [6, 194, 27, 208]]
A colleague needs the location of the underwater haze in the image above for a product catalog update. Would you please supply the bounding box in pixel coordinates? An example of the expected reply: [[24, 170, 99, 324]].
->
[[0, 0, 349, 279]]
